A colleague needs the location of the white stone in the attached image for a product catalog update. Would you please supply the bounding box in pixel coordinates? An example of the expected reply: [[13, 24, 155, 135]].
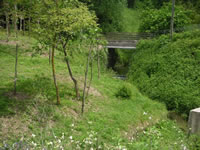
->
[[188, 108, 200, 135]]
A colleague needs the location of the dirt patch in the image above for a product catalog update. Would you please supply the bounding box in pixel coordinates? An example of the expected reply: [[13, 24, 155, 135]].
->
[[0, 40, 31, 50], [0, 115, 30, 142], [57, 74, 102, 97], [57, 74, 72, 83], [4, 92, 31, 101], [0, 40, 17, 46], [87, 86, 102, 97]]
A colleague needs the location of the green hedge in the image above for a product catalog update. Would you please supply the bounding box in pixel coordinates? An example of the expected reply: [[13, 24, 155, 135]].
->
[[128, 30, 200, 115]]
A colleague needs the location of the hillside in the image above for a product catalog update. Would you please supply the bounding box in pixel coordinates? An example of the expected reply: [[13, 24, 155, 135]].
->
[[0, 31, 195, 149]]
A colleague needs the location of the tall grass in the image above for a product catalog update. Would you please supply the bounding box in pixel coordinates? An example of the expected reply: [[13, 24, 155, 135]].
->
[[121, 8, 140, 33]]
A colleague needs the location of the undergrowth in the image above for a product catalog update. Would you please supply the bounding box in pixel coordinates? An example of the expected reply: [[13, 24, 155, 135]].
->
[[128, 30, 200, 115], [0, 31, 196, 149]]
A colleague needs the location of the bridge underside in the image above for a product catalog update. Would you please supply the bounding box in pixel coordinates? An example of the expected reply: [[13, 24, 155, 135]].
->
[[106, 40, 138, 49], [106, 45, 136, 49]]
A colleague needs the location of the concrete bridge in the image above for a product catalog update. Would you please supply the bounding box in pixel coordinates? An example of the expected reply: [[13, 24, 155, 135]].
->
[[105, 32, 154, 69], [105, 32, 154, 49]]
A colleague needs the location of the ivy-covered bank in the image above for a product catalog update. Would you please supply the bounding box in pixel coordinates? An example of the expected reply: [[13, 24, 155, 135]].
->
[[128, 30, 200, 115]]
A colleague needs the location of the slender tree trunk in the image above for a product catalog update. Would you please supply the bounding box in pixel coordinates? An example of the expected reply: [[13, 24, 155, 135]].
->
[[63, 47, 80, 99], [49, 47, 51, 65], [82, 47, 92, 114], [23, 17, 25, 36], [5, 13, 9, 42], [14, 44, 18, 95], [170, 0, 175, 40], [28, 15, 31, 38], [20, 16, 22, 32], [97, 47, 100, 79], [14, 4, 18, 38], [52, 45, 60, 105], [86, 55, 93, 99]]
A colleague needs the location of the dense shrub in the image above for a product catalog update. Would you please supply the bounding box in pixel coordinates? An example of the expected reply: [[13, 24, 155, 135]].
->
[[89, 0, 127, 33], [116, 84, 132, 99], [139, 2, 192, 33], [128, 30, 200, 115]]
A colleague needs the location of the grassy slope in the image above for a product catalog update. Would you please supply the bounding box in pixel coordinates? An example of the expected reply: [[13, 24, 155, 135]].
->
[[121, 8, 140, 33], [0, 31, 193, 149]]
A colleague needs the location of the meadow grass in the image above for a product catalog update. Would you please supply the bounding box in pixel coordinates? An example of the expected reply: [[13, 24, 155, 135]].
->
[[0, 32, 196, 149], [121, 8, 140, 33]]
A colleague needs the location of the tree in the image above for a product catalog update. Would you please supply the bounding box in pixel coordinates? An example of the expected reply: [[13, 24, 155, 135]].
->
[[139, 2, 191, 33], [33, 0, 99, 104], [1, 0, 13, 41]]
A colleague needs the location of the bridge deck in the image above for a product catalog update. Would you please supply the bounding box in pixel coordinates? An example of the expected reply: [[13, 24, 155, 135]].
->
[[105, 32, 152, 49], [106, 46, 136, 49]]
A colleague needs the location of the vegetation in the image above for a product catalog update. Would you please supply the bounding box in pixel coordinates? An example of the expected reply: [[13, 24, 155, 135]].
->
[[128, 30, 200, 115], [116, 83, 132, 99], [121, 8, 140, 33], [1, 31, 199, 149], [139, 2, 192, 33], [0, 31, 174, 149], [1, 0, 200, 149]]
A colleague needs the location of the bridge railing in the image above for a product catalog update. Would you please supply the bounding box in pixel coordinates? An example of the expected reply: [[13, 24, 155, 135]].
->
[[105, 24, 200, 41], [104, 24, 200, 49]]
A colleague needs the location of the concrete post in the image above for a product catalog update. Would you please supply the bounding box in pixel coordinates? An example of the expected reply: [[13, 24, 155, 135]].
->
[[188, 108, 200, 135]]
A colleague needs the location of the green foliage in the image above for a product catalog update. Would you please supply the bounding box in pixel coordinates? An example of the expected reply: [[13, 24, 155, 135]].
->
[[33, 0, 99, 46], [121, 8, 140, 33], [128, 30, 200, 115], [133, 0, 154, 9], [139, 3, 192, 33], [89, 0, 127, 32], [116, 83, 132, 99]]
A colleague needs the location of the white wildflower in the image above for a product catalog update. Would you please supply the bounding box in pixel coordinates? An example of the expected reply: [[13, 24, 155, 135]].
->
[[89, 134, 93, 138], [58, 139, 61, 143], [47, 142, 53, 145], [69, 136, 73, 140], [149, 116, 152, 120], [31, 134, 36, 138], [143, 112, 147, 115], [88, 121, 92, 124], [71, 124, 74, 127], [60, 146, 64, 150], [31, 141, 37, 147]]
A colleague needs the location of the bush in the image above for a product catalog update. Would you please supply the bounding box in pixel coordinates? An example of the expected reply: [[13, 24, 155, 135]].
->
[[128, 30, 200, 115], [116, 84, 132, 99], [139, 2, 192, 33]]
